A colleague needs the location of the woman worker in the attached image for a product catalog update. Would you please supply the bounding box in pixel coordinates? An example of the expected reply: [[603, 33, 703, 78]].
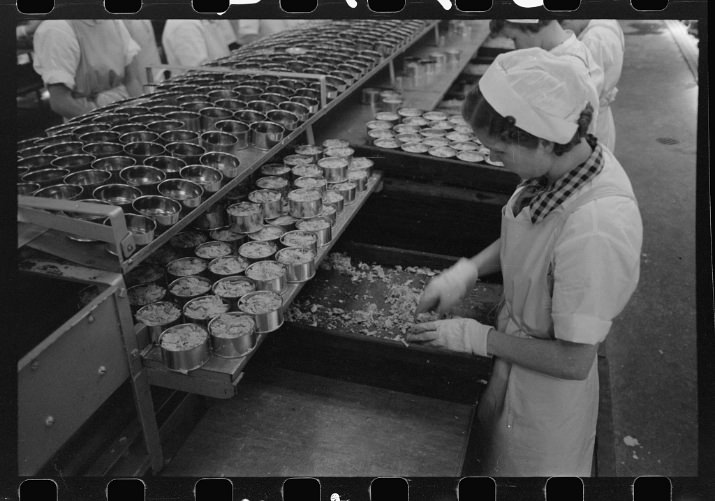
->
[[162, 19, 237, 68], [560, 19, 626, 151], [489, 19, 606, 143], [409, 48, 643, 476], [32, 19, 143, 120]]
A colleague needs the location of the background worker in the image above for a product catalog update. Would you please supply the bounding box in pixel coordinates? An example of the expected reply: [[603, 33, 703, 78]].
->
[[410, 48, 642, 476], [162, 19, 237, 68], [560, 19, 625, 151], [489, 19, 606, 141], [32, 19, 143, 120]]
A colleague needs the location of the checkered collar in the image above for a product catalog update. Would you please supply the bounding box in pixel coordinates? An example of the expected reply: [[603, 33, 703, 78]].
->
[[514, 135, 604, 223]]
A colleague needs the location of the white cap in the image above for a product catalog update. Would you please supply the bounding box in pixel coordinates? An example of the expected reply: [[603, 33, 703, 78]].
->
[[478, 47, 599, 144]]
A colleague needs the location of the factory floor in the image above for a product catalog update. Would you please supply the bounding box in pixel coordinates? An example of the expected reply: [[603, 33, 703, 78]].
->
[[601, 20, 699, 476], [17, 20, 700, 478]]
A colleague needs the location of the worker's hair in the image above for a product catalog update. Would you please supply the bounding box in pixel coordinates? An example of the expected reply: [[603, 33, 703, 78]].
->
[[462, 86, 594, 156], [489, 19, 553, 36]]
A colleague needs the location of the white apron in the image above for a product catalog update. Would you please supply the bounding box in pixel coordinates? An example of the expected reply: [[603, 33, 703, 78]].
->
[[580, 20, 625, 151], [476, 151, 636, 476], [68, 20, 129, 101]]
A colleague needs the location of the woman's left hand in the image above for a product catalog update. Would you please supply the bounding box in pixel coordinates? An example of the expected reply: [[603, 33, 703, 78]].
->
[[407, 318, 493, 357]]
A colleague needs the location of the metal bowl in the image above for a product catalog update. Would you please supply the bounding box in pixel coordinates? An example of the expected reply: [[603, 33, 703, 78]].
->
[[183, 295, 230, 330], [232, 85, 263, 100], [289, 96, 319, 114], [159, 323, 210, 372], [180, 165, 223, 194], [250, 121, 285, 150], [278, 101, 310, 122], [237, 290, 283, 334], [287, 188, 323, 219], [147, 120, 185, 135], [248, 189, 283, 219], [211, 275, 255, 306], [200, 151, 241, 179], [157, 179, 204, 209], [199, 107, 234, 131], [18, 182, 40, 196], [208, 313, 257, 358], [135, 301, 182, 344], [33, 183, 83, 201], [93, 183, 143, 212], [167, 256, 209, 281], [215, 120, 249, 150], [78, 130, 121, 144], [165, 142, 206, 165], [200, 130, 239, 155], [214, 99, 246, 112], [111, 123, 147, 136], [143, 155, 187, 179], [275, 247, 317, 283], [317, 157, 349, 183], [295, 216, 332, 247], [132, 195, 182, 227], [119, 131, 161, 145], [18, 154, 56, 172], [35, 133, 76, 149], [181, 100, 214, 114], [294, 87, 321, 101], [51, 154, 96, 173], [18, 144, 45, 158], [280, 230, 318, 253], [91, 155, 136, 182], [128, 113, 165, 125], [22, 168, 71, 188], [82, 142, 124, 159], [227, 202, 263, 234], [266, 110, 299, 132], [42, 142, 84, 157], [120, 165, 166, 195], [122, 213, 157, 246], [247, 100, 277, 114], [245, 260, 287, 294], [159, 129, 200, 146], [63, 169, 112, 198], [123, 141, 166, 163], [208, 89, 238, 103], [166, 111, 202, 132], [234, 109, 267, 125]]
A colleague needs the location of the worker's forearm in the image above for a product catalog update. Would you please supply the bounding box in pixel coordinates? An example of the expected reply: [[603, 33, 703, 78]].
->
[[468, 238, 501, 277], [486, 328, 597, 380], [50, 95, 96, 119]]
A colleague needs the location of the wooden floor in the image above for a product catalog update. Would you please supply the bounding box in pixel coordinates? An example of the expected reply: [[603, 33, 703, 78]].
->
[[161, 367, 473, 477]]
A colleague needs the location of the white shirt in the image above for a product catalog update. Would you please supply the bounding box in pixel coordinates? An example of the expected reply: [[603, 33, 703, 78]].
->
[[122, 20, 163, 86], [549, 153, 642, 345], [32, 20, 140, 90], [162, 20, 233, 68], [579, 20, 625, 106], [234, 19, 320, 46]]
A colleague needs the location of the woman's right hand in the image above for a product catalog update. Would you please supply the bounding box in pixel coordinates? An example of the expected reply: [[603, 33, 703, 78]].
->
[[415, 258, 479, 316]]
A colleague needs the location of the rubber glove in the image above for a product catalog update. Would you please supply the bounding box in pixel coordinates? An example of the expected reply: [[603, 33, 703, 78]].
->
[[407, 318, 492, 357], [415, 258, 479, 316]]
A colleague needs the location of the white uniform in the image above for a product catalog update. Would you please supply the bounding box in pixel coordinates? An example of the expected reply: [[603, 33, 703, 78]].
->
[[477, 148, 642, 475], [578, 20, 625, 151], [550, 31, 606, 137], [32, 20, 140, 114], [122, 20, 163, 86], [162, 20, 234, 67], [234, 19, 320, 46]]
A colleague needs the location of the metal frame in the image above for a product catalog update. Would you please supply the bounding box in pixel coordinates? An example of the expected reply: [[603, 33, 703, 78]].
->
[[17, 255, 163, 475]]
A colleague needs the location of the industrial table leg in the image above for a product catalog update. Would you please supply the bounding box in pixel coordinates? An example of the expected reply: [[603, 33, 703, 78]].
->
[[114, 284, 164, 474]]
